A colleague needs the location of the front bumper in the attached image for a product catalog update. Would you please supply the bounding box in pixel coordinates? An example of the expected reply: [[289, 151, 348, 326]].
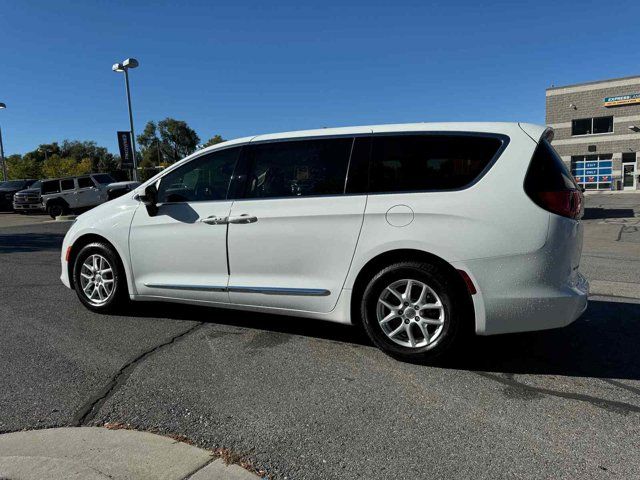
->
[[13, 202, 44, 211]]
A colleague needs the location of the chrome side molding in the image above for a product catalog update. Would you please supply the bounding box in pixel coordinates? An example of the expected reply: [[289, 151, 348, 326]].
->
[[145, 284, 330, 296], [228, 286, 330, 296]]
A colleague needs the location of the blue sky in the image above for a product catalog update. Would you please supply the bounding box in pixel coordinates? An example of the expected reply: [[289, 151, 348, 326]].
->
[[1, 0, 639, 155]]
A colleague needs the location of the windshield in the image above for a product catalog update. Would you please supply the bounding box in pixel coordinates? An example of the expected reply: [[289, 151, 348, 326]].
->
[[29, 181, 42, 190], [92, 174, 115, 185]]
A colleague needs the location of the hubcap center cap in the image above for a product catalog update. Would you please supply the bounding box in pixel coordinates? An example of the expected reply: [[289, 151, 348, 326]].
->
[[404, 307, 416, 319]]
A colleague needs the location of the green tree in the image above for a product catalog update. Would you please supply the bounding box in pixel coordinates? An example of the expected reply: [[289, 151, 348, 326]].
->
[[202, 135, 225, 148], [41, 155, 91, 178], [6, 154, 42, 179], [157, 118, 200, 163]]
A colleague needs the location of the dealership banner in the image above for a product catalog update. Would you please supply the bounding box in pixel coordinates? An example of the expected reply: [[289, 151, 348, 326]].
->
[[117, 131, 134, 168], [603, 93, 640, 107]]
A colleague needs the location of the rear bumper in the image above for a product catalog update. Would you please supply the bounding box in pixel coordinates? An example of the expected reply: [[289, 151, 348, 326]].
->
[[455, 259, 589, 336]]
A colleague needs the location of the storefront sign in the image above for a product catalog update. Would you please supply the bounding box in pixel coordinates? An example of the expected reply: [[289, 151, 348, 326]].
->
[[603, 93, 640, 107]]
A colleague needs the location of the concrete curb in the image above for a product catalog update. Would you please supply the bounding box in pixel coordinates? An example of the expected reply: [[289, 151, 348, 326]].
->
[[55, 214, 77, 221], [0, 427, 260, 480], [590, 279, 640, 300]]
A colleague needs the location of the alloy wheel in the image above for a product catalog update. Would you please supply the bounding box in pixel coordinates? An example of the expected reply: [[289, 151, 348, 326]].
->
[[79, 254, 115, 305], [376, 278, 446, 348]]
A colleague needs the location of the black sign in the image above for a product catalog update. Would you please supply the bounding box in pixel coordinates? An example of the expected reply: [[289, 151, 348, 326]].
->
[[117, 131, 134, 168]]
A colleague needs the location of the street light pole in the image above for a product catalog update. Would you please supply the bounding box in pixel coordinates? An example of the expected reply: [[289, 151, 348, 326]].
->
[[112, 58, 140, 181], [0, 126, 6, 182], [0, 102, 7, 181]]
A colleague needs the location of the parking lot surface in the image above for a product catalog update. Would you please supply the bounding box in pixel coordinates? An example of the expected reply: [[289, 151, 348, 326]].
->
[[1, 194, 639, 479]]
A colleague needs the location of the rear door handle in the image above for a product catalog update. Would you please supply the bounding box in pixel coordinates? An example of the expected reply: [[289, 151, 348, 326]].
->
[[199, 215, 228, 225], [228, 214, 258, 224]]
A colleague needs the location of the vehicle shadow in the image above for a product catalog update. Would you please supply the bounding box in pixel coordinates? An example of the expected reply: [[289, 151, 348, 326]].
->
[[583, 207, 636, 220], [0, 232, 65, 253], [126, 299, 640, 381]]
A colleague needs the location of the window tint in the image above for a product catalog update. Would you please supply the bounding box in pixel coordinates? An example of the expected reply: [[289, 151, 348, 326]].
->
[[42, 180, 60, 194], [369, 134, 503, 193], [345, 136, 371, 194], [92, 174, 115, 185], [60, 179, 75, 191], [244, 138, 353, 199], [77, 177, 94, 189], [157, 147, 240, 203]]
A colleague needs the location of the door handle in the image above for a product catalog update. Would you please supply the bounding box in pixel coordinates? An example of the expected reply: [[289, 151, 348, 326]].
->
[[228, 214, 258, 224], [199, 215, 228, 225]]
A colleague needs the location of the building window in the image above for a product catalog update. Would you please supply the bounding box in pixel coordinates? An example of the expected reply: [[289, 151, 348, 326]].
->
[[571, 116, 613, 136], [571, 154, 613, 190]]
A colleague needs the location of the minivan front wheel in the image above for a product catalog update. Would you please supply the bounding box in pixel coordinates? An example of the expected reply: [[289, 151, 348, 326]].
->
[[361, 261, 462, 361], [73, 242, 127, 312]]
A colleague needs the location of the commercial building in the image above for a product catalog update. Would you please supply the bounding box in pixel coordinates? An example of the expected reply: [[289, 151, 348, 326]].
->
[[546, 75, 640, 190]]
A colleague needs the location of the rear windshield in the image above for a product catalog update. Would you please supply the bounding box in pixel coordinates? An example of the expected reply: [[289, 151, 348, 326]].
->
[[369, 134, 504, 193], [524, 139, 577, 192], [92, 174, 115, 185]]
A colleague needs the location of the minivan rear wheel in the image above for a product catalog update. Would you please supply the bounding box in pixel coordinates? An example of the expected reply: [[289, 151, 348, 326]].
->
[[72, 242, 128, 313], [361, 261, 463, 361]]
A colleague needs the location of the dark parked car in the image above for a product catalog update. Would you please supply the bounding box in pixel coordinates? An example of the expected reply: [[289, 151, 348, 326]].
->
[[0, 179, 37, 211], [13, 180, 43, 213]]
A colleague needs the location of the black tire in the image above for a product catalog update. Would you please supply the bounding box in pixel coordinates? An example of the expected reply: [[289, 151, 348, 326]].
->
[[72, 242, 128, 313], [47, 203, 65, 219], [360, 261, 465, 362]]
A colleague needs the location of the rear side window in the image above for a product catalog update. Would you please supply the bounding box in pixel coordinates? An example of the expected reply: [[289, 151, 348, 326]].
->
[[77, 177, 94, 189], [369, 134, 503, 193], [60, 179, 75, 191], [244, 137, 353, 199], [42, 180, 60, 194]]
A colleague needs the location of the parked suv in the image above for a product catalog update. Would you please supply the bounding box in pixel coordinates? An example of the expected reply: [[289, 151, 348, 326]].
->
[[0, 179, 37, 211], [60, 123, 588, 360], [13, 180, 43, 213], [41, 173, 115, 218]]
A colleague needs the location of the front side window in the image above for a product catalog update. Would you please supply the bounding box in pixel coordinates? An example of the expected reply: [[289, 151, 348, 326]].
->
[[157, 147, 240, 203], [243, 137, 353, 199], [60, 179, 75, 191], [369, 134, 503, 193], [42, 181, 60, 194], [77, 177, 94, 189], [92, 174, 115, 185]]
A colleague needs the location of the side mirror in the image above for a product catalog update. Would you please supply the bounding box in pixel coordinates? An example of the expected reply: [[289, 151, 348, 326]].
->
[[138, 184, 158, 216]]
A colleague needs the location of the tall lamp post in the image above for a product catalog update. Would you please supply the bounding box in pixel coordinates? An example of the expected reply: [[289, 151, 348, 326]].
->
[[112, 58, 140, 181], [0, 102, 7, 181]]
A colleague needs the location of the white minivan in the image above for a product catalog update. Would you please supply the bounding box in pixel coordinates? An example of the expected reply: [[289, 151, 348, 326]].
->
[[60, 123, 588, 360]]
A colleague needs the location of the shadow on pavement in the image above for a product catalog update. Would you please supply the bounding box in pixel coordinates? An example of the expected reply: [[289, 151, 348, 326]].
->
[[125, 299, 640, 380], [583, 207, 636, 220], [0, 232, 65, 253]]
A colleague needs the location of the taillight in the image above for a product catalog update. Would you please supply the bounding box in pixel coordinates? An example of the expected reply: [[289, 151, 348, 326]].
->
[[535, 190, 583, 220], [524, 138, 584, 220]]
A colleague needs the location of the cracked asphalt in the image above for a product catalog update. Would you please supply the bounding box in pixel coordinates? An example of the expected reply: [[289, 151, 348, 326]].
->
[[1, 194, 640, 479]]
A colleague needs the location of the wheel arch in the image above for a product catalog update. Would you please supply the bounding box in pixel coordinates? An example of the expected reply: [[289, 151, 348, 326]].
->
[[67, 233, 129, 293], [349, 248, 475, 331]]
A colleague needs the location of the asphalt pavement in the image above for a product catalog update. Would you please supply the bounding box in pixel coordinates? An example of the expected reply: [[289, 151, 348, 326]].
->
[[1, 195, 639, 479]]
